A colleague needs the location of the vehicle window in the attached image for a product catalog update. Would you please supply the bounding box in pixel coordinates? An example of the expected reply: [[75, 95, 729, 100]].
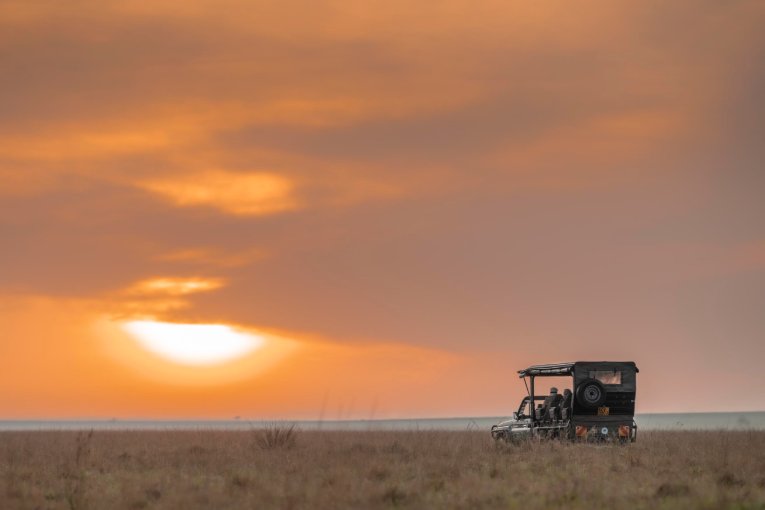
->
[[589, 370, 622, 385]]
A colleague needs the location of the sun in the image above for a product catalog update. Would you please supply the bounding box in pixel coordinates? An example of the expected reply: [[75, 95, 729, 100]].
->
[[122, 320, 263, 366]]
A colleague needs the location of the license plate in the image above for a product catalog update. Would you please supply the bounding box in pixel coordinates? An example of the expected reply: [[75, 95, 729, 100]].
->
[[597, 406, 610, 416]]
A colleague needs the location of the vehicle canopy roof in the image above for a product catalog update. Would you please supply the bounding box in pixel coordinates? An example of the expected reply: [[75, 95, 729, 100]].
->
[[517, 361, 638, 378]]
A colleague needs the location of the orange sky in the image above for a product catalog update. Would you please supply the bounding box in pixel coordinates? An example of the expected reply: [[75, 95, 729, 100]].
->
[[1, 1, 764, 419]]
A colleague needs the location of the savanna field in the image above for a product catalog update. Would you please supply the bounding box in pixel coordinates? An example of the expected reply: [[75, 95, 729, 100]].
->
[[1, 429, 764, 509]]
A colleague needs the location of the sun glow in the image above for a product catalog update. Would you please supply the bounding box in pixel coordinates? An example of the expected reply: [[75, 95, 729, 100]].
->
[[122, 320, 263, 366]]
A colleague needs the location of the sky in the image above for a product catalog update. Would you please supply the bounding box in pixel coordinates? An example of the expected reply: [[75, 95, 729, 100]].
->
[[1, 0, 764, 419]]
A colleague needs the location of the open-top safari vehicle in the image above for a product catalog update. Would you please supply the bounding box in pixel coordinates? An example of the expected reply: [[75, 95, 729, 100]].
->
[[491, 361, 638, 443]]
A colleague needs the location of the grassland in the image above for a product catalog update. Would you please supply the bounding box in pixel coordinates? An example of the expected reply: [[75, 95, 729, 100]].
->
[[1, 428, 764, 509]]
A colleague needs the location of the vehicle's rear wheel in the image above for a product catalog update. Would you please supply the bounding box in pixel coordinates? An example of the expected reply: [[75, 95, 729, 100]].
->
[[576, 379, 606, 408]]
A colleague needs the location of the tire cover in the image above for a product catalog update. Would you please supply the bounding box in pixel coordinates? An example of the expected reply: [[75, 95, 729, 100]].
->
[[576, 378, 606, 408]]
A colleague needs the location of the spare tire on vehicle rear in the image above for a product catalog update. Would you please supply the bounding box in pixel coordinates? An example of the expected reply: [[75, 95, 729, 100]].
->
[[576, 379, 606, 408]]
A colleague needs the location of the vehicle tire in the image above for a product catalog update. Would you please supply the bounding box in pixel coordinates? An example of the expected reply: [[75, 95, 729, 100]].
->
[[576, 378, 606, 408]]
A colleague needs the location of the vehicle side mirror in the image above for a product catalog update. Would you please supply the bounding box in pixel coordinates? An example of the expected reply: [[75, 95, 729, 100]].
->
[[512, 412, 519, 420]]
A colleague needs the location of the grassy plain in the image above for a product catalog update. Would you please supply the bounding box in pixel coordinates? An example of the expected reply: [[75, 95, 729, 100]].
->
[[1, 428, 764, 509]]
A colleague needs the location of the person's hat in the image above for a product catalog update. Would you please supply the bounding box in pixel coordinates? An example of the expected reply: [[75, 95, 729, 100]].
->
[[550, 387, 558, 393]]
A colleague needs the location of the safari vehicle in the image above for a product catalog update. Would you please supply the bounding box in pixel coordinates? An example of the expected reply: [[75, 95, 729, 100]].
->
[[491, 361, 638, 443]]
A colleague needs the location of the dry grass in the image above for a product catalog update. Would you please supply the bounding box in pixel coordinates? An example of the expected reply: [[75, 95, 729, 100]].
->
[[1, 429, 764, 509], [254, 423, 298, 450]]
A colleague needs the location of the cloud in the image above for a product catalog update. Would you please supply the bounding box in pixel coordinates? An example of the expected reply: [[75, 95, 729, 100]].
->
[[154, 247, 266, 267], [138, 171, 300, 216], [125, 277, 225, 296]]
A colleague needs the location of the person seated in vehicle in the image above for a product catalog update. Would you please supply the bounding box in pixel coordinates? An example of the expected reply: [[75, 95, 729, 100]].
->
[[542, 387, 563, 421], [560, 388, 572, 420], [538, 392, 550, 421]]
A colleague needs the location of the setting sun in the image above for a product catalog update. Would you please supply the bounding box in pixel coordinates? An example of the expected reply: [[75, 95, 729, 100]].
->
[[122, 320, 264, 366]]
